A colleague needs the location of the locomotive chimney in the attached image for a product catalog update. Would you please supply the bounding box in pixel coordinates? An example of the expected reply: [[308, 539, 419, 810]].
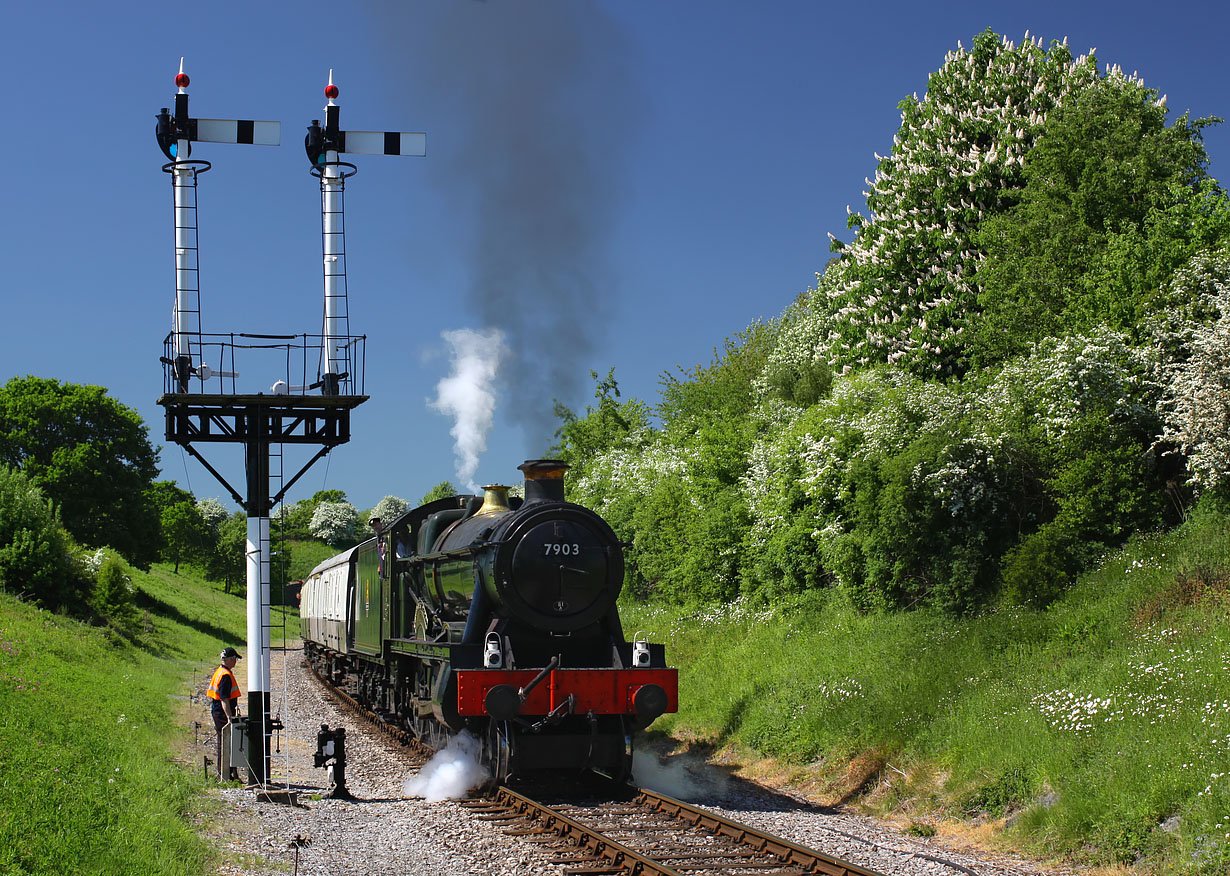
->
[[518, 459, 567, 503], [477, 484, 512, 514]]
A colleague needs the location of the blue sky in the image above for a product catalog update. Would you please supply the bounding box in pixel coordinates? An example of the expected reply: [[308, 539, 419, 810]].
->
[[4, 0, 1229, 512]]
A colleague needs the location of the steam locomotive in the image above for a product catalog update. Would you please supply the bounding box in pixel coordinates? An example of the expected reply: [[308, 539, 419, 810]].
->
[[299, 459, 677, 782]]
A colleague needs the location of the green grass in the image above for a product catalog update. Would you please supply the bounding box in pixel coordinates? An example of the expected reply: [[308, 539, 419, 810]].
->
[[623, 502, 1230, 873], [0, 561, 257, 876], [137, 563, 299, 651], [279, 538, 338, 585]]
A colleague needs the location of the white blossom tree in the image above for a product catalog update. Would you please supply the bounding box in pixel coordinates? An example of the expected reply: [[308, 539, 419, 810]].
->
[[195, 497, 229, 531], [1158, 249, 1230, 492], [309, 501, 359, 545], [370, 495, 408, 524]]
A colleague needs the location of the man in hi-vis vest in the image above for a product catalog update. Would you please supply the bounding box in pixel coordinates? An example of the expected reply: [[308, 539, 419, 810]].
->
[[206, 647, 242, 779]]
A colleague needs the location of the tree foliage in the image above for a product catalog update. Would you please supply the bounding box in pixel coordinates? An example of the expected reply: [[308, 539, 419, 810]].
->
[[369, 495, 409, 523], [0, 377, 160, 567], [309, 501, 359, 546], [160, 500, 205, 574], [196, 498, 230, 531], [203, 511, 247, 594], [1157, 248, 1230, 494], [0, 465, 72, 608], [553, 369, 653, 483], [277, 489, 349, 541], [420, 481, 458, 504], [92, 554, 136, 632], [822, 30, 1100, 376], [973, 76, 1229, 366]]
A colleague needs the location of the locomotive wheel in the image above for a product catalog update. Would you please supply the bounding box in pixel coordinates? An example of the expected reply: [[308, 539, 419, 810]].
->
[[486, 721, 513, 785], [614, 742, 633, 784]]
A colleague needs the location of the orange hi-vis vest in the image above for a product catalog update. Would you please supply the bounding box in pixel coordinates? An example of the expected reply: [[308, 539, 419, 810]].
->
[[206, 665, 240, 701]]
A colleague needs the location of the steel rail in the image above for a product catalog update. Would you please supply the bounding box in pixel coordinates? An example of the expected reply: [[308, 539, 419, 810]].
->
[[637, 788, 883, 876]]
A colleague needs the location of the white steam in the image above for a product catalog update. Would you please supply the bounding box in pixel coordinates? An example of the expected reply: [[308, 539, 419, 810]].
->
[[430, 328, 505, 492], [402, 731, 490, 802]]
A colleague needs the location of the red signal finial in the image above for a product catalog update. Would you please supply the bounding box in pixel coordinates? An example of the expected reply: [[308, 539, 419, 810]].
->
[[325, 69, 338, 101], [175, 57, 189, 90]]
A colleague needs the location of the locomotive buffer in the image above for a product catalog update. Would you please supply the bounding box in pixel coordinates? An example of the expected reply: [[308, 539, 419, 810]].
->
[[154, 64, 422, 785]]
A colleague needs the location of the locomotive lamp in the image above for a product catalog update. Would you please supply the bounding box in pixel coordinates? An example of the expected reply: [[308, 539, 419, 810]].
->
[[483, 632, 503, 668], [632, 632, 651, 667]]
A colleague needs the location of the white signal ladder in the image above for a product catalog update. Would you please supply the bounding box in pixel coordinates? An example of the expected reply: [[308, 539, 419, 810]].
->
[[169, 165, 204, 389], [265, 441, 293, 791], [309, 69, 425, 395]]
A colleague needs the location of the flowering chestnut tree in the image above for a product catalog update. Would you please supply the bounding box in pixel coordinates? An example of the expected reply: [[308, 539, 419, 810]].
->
[[823, 30, 1100, 376]]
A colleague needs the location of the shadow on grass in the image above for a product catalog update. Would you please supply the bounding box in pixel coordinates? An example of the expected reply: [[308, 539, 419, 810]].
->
[[134, 588, 236, 645], [634, 685, 852, 817], [633, 728, 846, 815]]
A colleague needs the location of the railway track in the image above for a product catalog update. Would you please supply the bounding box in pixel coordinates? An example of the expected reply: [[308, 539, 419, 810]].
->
[[303, 656, 436, 764], [462, 784, 887, 876]]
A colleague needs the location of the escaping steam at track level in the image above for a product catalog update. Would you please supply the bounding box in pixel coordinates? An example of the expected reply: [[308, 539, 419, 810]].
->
[[430, 327, 505, 492], [403, 731, 490, 802]]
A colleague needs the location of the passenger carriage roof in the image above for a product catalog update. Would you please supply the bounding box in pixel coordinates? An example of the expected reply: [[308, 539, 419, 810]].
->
[[307, 545, 361, 578]]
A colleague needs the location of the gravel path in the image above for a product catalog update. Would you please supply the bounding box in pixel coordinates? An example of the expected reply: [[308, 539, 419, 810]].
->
[[189, 647, 1081, 876]]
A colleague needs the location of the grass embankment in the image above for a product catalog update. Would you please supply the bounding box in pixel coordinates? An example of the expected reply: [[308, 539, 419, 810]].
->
[[0, 562, 287, 876], [281, 538, 338, 584], [625, 503, 1230, 873]]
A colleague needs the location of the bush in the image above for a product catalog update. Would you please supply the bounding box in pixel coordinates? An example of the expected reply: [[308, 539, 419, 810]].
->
[[0, 465, 72, 608], [1000, 521, 1078, 608], [93, 555, 136, 628], [1157, 248, 1230, 494], [369, 495, 408, 524]]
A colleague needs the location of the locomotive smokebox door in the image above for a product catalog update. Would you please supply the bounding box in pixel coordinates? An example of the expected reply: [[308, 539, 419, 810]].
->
[[500, 512, 621, 632]]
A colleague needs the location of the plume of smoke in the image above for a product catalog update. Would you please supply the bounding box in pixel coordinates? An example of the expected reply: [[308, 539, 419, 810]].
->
[[403, 730, 490, 802], [430, 328, 504, 491], [376, 0, 643, 451], [632, 745, 724, 803]]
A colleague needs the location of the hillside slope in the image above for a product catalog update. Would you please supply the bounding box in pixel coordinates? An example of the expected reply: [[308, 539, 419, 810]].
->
[[624, 502, 1230, 872], [0, 564, 266, 875]]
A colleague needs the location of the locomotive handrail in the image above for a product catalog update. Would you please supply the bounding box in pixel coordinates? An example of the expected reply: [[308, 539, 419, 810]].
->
[[416, 545, 484, 562]]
